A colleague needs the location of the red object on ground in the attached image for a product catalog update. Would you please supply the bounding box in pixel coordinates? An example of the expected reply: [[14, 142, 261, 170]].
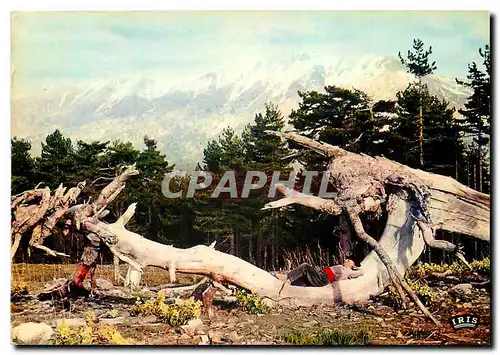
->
[[324, 267, 336, 282], [73, 264, 91, 288]]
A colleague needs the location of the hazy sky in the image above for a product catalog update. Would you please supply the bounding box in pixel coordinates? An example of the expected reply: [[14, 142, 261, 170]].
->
[[11, 11, 490, 96]]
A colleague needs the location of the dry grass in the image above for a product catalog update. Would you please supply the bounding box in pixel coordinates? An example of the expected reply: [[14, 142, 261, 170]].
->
[[11, 263, 200, 292], [282, 246, 332, 270]]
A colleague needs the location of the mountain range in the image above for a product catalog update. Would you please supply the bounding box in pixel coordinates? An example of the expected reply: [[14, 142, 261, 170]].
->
[[11, 53, 472, 169]]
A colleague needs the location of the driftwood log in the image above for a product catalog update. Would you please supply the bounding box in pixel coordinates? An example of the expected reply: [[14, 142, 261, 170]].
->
[[11, 133, 489, 327]]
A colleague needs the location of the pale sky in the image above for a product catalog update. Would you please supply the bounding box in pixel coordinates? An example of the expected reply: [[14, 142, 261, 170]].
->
[[11, 11, 490, 96]]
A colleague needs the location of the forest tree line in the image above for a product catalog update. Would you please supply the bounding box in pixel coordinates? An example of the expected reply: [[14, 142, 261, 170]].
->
[[11, 41, 490, 268]]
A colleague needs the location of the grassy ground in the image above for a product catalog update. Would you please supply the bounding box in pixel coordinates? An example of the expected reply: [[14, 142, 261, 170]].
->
[[11, 263, 491, 346], [11, 263, 199, 292]]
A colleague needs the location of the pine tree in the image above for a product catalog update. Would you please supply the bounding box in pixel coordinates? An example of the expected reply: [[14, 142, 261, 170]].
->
[[36, 129, 77, 188], [388, 83, 462, 178], [197, 105, 294, 266], [197, 127, 248, 255], [105, 140, 140, 169], [11, 137, 35, 194], [289, 86, 375, 170], [243, 102, 291, 171], [70, 140, 109, 186], [399, 38, 437, 167], [202, 127, 245, 173], [242, 103, 293, 268], [124, 136, 175, 243], [456, 45, 491, 192], [366, 99, 400, 158]]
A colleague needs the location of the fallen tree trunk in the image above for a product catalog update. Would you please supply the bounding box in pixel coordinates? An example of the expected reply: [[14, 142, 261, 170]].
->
[[83, 194, 424, 307]]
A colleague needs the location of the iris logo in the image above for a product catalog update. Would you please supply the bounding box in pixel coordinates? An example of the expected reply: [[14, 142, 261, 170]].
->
[[450, 314, 479, 330]]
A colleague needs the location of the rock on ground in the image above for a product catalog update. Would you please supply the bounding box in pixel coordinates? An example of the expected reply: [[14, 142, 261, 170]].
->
[[208, 330, 222, 344], [228, 330, 241, 343], [180, 318, 203, 335], [261, 298, 276, 309], [451, 284, 473, 295], [96, 278, 114, 290], [12, 322, 54, 345], [55, 318, 86, 327]]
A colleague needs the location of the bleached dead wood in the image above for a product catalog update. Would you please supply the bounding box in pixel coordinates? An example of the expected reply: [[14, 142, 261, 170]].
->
[[72, 195, 425, 308], [10, 183, 85, 260]]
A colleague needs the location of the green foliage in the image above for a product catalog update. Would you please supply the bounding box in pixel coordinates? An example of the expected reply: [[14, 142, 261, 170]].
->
[[70, 140, 109, 184], [456, 44, 491, 193], [124, 136, 175, 242], [407, 257, 490, 278], [390, 257, 491, 307], [470, 257, 490, 275], [196, 127, 250, 251], [389, 263, 438, 307], [284, 328, 370, 345], [235, 289, 268, 314], [108, 309, 119, 318], [130, 297, 202, 327], [243, 102, 292, 171], [105, 140, 140, 167], [203, 127, 246, 173], [195, 103, 293, 261], [388, 278, 437, 307], [456, 44, 491, 137], [407, 279, 437, 305], [398, 38, 437, 78], [53, 311, 128, 345], [289, 86, 376, 169], [420, 261, 463, 273], [389, 83, 462, 176], [37, 129, 77, 188], [11, 137, 35, 194]]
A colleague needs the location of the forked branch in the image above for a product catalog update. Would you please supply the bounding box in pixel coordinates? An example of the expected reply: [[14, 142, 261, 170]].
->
[[262, 183, 342, 215]]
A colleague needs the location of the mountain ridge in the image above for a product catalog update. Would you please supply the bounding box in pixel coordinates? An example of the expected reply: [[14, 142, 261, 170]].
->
[[11, 54, 471, 169]]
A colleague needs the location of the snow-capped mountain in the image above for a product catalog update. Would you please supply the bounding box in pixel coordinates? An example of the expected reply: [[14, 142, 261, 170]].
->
[[11, 54, 471, 169]]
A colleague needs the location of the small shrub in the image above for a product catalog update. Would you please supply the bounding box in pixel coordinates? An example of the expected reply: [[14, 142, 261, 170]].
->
[[406, 261, 458, 277], [405, 279, 437, 305], [53, 311, 128, 345], [130, 297, 157, 317], [235, 289, 268, 315], [407, 257, 490, 278], [389, 257, 490, 307], [284, 328, 370, 345], [130, 296, 202, 327], [388, 277, 437, 307], [470, 257, 490, 275]]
